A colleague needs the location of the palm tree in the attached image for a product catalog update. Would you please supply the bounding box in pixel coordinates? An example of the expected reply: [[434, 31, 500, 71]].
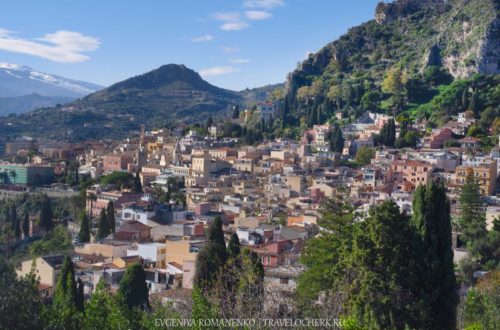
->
[[9, 170, 16, 183]]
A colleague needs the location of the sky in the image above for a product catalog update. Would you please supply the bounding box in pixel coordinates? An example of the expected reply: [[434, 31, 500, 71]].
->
[[0, 0, 380, 91]]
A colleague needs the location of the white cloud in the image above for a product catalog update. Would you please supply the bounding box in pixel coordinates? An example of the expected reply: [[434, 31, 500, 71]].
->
[[212, 12, 250, 31], [0, 29, 99, 63], [212, 12, 241, 22], [243, 0, 284, 9], [229, 58, 251, 64], [245, 10, 272, 20], [221, 46, 239, 53], [220, 22, 249, 31], [190, 34, 214, 42], [199, 66, 238, 76]]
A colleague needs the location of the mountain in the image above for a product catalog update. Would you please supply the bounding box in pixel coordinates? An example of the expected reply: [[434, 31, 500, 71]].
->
[[282, 0, 499, 127], [239, 83, 285, 104], [0, 63, 102, 98], [0, 62, 102, 115], [0, 94, 74, 116], [0, 64, 242, 141]]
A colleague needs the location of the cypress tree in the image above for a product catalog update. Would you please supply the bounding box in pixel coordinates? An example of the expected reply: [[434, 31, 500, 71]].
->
[[53, 256, 79, 314], [96, 208, 110, 240], [206, 216, 227, 265], [78, 211, 91, 243], [232, 105, 240, 119], [411, 182, 458, 329], [227, 233, 241, 258], [9, 204, 16, 227], [194, 216, 227, 290], [458, 169, 488, 259], [40, 195, 53, 231], [106, 201, 116, 233], [49, 256, 81, 329], [13, 216, 21, 239], [22, 213, 30, 238], [76, 278, 85, 312], [133, 171, 143, 193], [329, 126, 345, 153], [118, 264, 149, 310]]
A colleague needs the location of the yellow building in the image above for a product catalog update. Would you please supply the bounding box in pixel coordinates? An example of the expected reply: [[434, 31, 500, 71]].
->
[[456, 161, 497, 195], [165, 237, 204, 265]]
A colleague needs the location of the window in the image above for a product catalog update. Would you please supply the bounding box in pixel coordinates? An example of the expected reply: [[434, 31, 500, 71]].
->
[[280, 277, 289, 285]]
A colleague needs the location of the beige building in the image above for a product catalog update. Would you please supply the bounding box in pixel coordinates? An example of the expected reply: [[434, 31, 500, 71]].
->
[[74, 241, 130, 259], [17, 255, 65, 298]]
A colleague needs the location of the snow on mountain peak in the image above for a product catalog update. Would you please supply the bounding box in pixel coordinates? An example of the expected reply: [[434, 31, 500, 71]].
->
[[0, 62, 32, 71], [0, 62, 101, 96]]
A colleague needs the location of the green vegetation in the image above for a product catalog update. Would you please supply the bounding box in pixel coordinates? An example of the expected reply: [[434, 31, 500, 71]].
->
[[96, 208, 110, 240], [458, 170, 488, 260], [29, 225, 72, 257], [118, 264, 149, 310], [193, 216, 265, 320], [354, 146, 375, 166], [0, 258, 44, 329], [298, 181, 457, 329], [462, 271, 500, 330], [0, 64, 241, 142], [100, 172, 134, 190], [78, 211, 90, 243], [411, 182, 457, 329], [328, 125, 345, 152], [281, 0, 499, 132]]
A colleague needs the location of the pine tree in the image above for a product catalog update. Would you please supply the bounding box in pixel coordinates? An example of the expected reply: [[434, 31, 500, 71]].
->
[[458, 169, 488, 259], [96, 208, 110, 240], [78, 211, 91, 243], [118, 264, 149, 309], [106, 201, 116, 233], [411, 182, 458, 329], [133, 171, 143, 193], [40, 195, 53, 231]]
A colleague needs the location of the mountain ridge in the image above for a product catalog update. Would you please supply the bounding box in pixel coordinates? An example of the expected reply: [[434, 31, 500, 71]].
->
[[0, 62, 102, 98]]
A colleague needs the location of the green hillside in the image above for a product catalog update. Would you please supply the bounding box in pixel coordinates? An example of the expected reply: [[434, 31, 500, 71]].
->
[[280, 0, 499, 131]]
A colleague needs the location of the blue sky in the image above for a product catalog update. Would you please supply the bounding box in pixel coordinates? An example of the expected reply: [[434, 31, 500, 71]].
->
[[0, 0, 380, 91]]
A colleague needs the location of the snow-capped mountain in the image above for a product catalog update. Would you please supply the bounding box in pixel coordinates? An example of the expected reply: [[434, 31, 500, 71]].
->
[[0, 62, 103, 98]]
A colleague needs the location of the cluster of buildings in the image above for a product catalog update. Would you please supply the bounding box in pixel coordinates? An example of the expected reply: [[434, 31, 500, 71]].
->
[[10, 109, 500, 307]]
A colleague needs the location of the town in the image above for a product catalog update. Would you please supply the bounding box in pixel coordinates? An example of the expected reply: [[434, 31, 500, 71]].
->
[[1, 98, 499, 326], [0, 0, 499, 329]]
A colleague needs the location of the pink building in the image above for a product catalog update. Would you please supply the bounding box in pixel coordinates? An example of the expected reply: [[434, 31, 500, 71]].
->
[[86, 189, 143, 217], [389, 160, 433, 192], [102, 153, 134, 172], [429, 128, 453, 149]]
